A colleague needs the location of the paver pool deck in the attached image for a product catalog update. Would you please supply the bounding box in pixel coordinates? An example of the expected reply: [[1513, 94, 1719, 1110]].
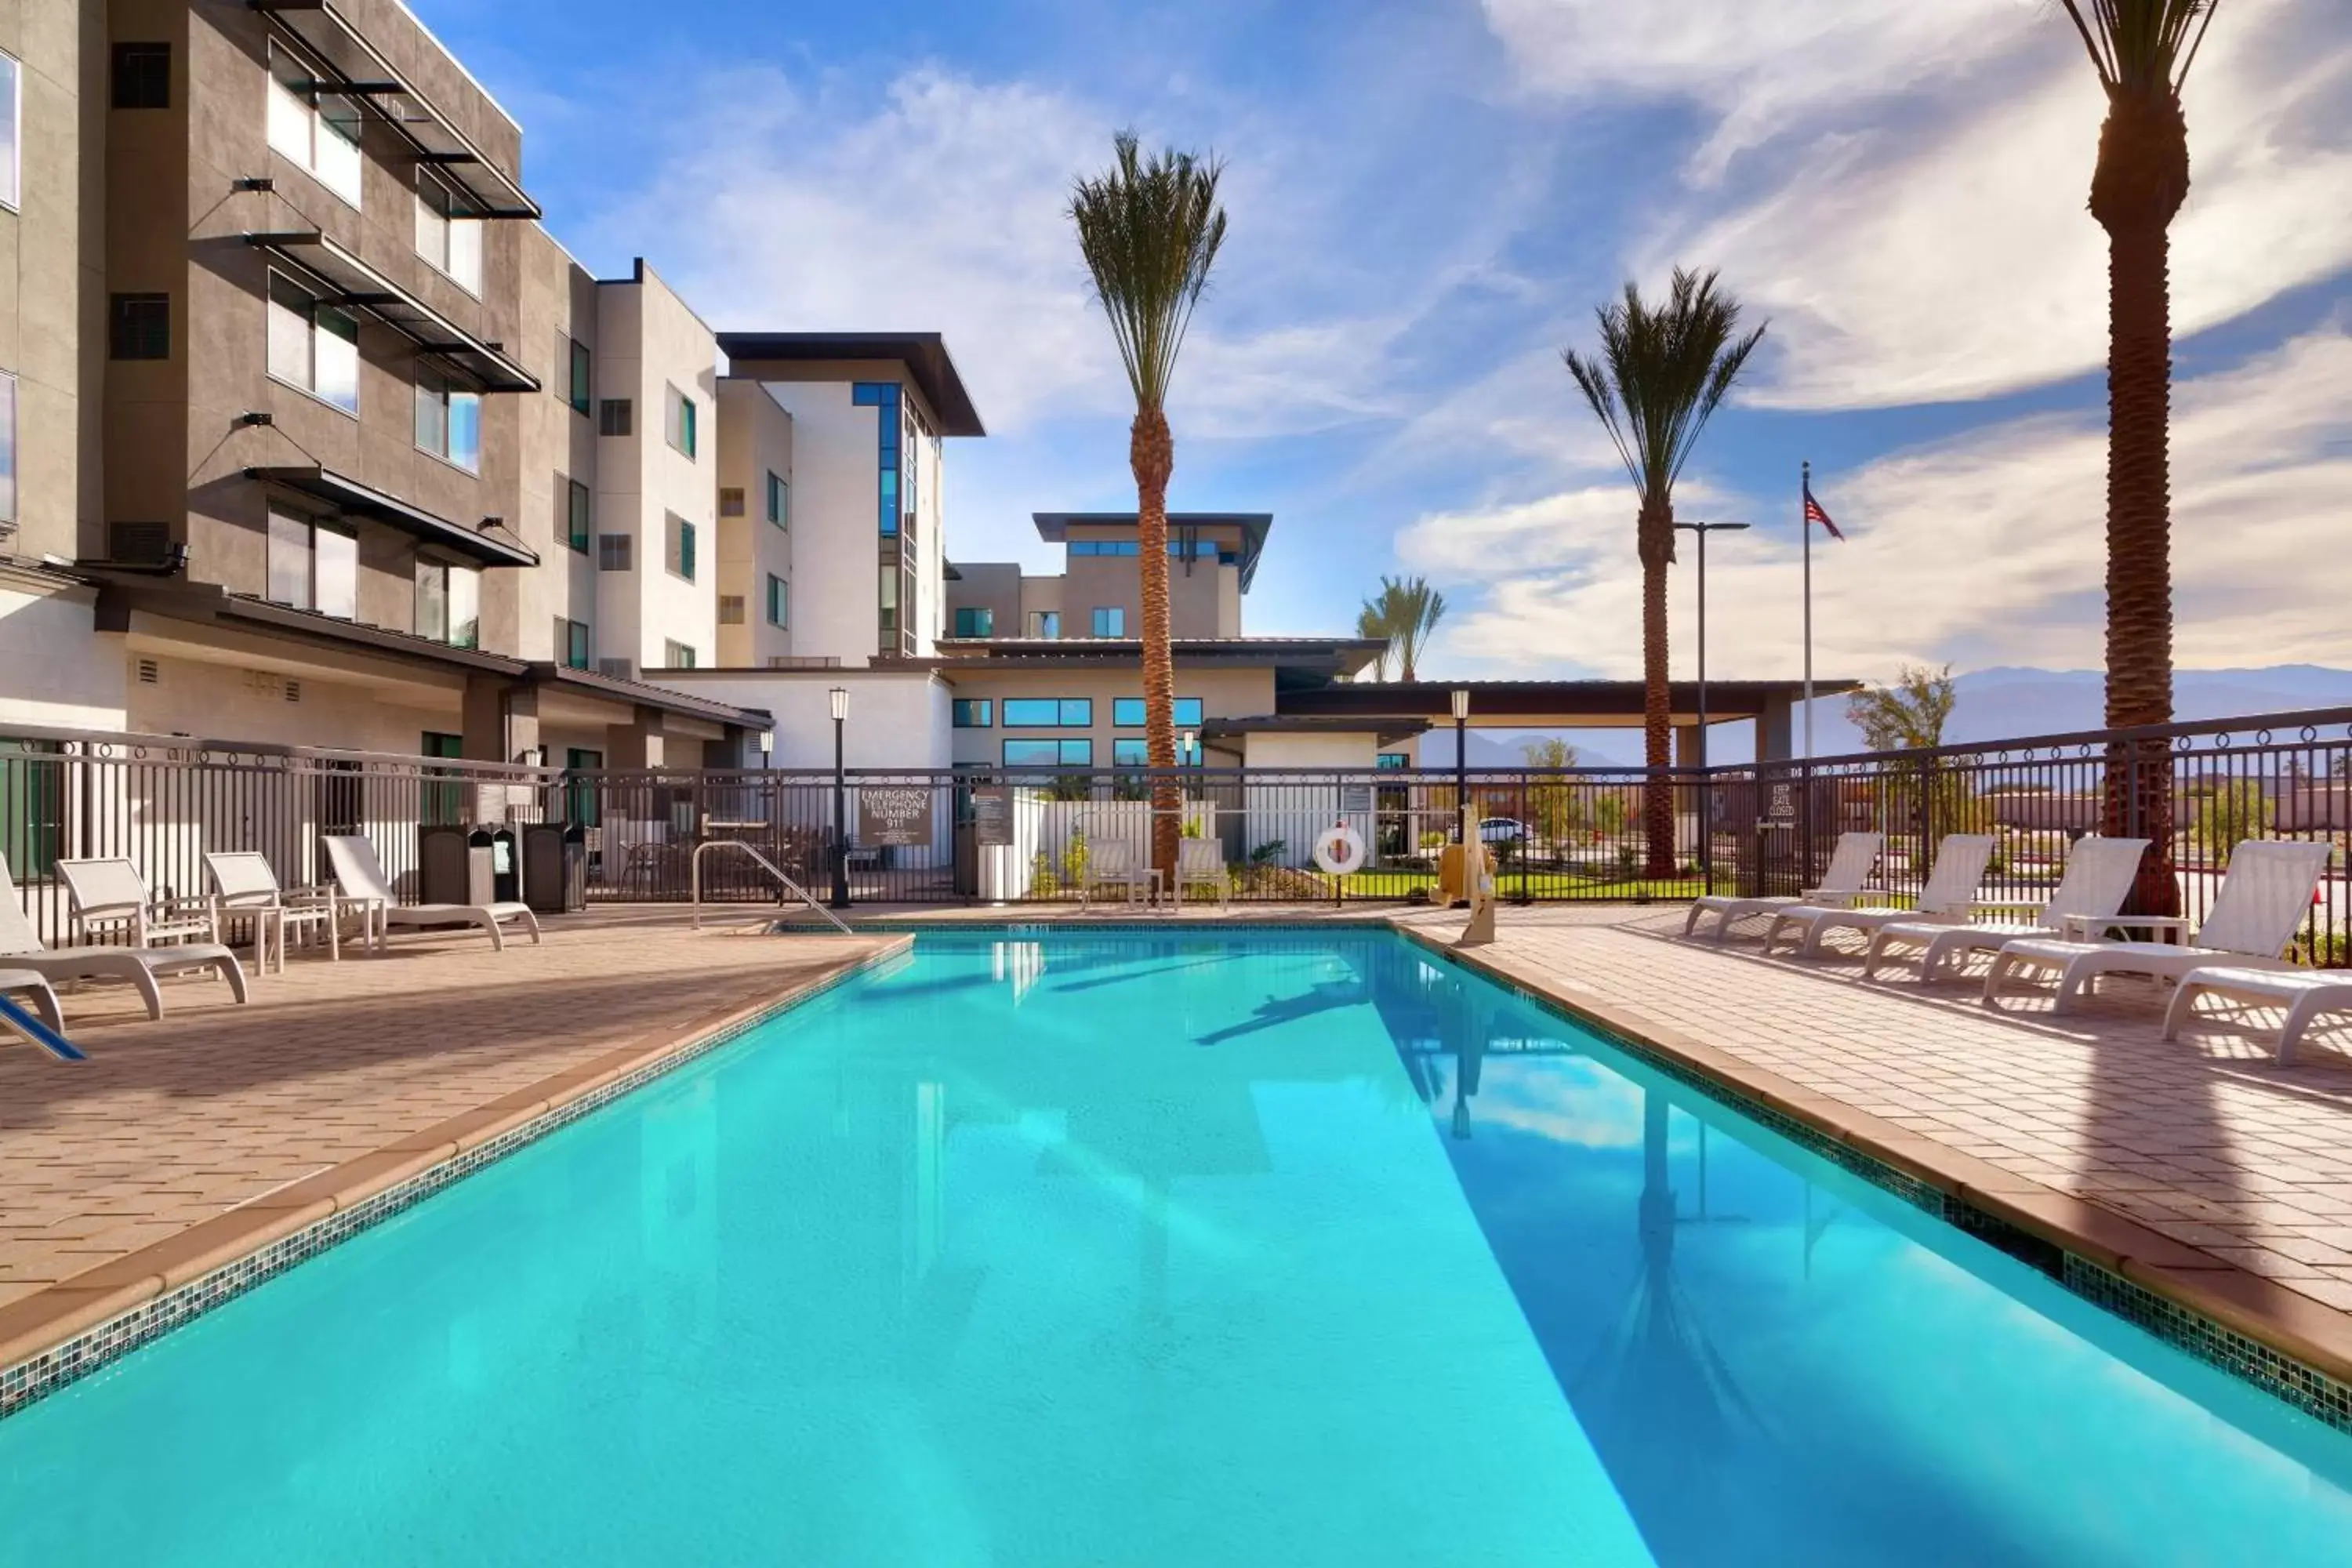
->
[[9, 900, 2352, 1393]]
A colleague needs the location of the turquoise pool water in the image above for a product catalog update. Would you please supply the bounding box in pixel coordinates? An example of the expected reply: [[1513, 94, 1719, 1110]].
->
[[5, 930, 2352, 1564]]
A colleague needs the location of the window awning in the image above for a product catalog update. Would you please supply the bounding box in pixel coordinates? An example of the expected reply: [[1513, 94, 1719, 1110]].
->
[[245, 231, 539, 393], [251, 0, 539, 220], [246, 465, 539, 568]]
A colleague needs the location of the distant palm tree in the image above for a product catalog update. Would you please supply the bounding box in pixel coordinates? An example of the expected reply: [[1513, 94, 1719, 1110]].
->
[[1564, 269, 1763, 879], [1355, 604, 1393, 681], [1071, 132, 1229, 884], [2057, 0, 2217, 917], [1360, 575, 1446, 681]]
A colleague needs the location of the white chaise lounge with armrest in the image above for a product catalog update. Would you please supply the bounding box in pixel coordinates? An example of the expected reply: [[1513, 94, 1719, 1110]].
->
[[1983, 840, 2334, 1013], [323, 835, 541, 953], [1862, 835, 2151, 982], [1080, 839, 1158, 912], [0, 852, 249, 1018], [0, 967, 64, 1033], [1682, 831, 1882, 943], [1176, 837, 1229, 912], [205, 850, 342, 974], [2164, 967, 2352, 1064], [1762, 834, 1998, 959]]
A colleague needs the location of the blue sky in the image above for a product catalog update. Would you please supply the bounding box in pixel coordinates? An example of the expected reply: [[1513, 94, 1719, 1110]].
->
[[414, 0, 2352, 686]]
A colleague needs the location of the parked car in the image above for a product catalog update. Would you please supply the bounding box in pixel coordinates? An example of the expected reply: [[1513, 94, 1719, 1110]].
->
[[1478, 818, 1527, 845]]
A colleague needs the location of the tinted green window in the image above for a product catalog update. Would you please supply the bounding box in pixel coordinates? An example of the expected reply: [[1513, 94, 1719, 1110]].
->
[[1111, 697, 1204, 728], [1091, 608, 1124, 637], [952, 700, 993, 728], [953, 607, 993, 637], [1002, 739, 1058, 767], [1113, 739, 1148, 767], [1000, 698, 1091, 728], [0, 739, 65, 878]]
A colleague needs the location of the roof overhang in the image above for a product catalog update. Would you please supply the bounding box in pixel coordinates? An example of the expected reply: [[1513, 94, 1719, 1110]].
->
[[251, 0, 539, 219], [524, 664, 771, 731], [245, 231, 539, 392], [716, 332, 985, 436], [1278, 678, 1866, 728], [931, 636, 1385, 681], [245, 466, 538, 568], [1033, 512, 1275, 591]]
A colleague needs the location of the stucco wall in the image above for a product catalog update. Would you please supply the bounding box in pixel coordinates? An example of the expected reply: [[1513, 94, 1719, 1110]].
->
[[714, 377, 793, 666], [943, 664, 1275, 768], [652, 668, 949, 772], [0, 579, 125, 728], [594, 263, 718, 673]]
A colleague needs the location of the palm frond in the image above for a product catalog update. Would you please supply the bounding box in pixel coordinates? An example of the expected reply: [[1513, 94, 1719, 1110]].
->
[[1560, 267, 1766, 506], [2056, 0, 2220, 94], [1069, 132, 1229, 412], [1356, 604, 1392, 681], [1364, 575, 1446, 681]]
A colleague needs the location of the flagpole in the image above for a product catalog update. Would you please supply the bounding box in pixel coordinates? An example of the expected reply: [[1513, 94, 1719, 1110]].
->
[[1802, 459, 1814, 760]]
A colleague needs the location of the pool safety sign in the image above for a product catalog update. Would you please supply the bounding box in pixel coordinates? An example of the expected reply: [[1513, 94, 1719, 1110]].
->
[[858, 787, 935, 848], [971, 788, 1014, 847]]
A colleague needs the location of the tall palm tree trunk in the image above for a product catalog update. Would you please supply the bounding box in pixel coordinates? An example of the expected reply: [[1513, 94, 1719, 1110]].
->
[[1639, 498, 1676, 879], [2094, 93, 2187, 916], [1133, 408, 1181, 884]]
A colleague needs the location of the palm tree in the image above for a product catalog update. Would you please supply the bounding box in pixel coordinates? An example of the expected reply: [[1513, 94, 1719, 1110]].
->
[[2058, 0, 2216, 917], [1361, 575, 1446, 681], [1564, 269, 1763, 879], [1070, 132, 1229, 885], [1355, 604, 1393, 681]]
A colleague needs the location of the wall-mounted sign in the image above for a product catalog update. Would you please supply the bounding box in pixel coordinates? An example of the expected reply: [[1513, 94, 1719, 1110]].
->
[[972, 788, 1013, 847], [858, 787, 934, 848], [1766, 782, 1797, 822]]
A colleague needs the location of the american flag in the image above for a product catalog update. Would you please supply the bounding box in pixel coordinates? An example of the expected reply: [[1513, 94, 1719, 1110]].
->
[[1802, 478, 1845, 541]]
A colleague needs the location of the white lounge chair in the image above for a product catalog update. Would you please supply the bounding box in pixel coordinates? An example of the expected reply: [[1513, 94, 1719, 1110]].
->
[[1763, 834, 1997, 958], [1080, 839, 1157, 912], [205, 851, 341, 974], [1864, 835, 2151, 982], [56, 856, 220, 949], [0, 852, 249, 1017], [1176, 837, 1229, 911], [2165, 967, 2352, 1064], [322, 835, 542, 952], [1984, 840, 2336, 1012], [1682, 831, 1882, 942], [0, 967, 64, 1033]]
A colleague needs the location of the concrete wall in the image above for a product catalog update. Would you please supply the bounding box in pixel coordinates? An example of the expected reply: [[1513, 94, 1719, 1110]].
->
[[714, 376, 792, 666], [652, 667, 949, 771], [1060, 520, 1245, 639], [502, 223, 601, 663], [942, 664, 1274, 768], [0, 575, 125, 728], [594, 260, 717, 673], [942, 561, 1018, 638]]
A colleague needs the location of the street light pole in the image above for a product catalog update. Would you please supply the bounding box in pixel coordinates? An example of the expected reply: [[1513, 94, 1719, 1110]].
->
[[829, 685, 851, 909], [1450, 688, 1471, 844], [1673, 521, 1749, 891]]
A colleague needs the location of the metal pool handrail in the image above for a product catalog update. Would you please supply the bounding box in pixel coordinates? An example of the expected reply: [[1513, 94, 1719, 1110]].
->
[[0, 996, 85, 1062], [690, 840, 854, 935]]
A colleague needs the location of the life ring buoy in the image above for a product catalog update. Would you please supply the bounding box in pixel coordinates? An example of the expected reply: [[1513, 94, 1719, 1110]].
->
[[1312, 823, 1367, 876]]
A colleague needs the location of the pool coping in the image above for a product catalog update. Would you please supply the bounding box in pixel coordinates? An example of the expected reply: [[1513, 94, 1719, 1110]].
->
[[0, 935, 913, 1421], [1394, 924, 2352, 1435]]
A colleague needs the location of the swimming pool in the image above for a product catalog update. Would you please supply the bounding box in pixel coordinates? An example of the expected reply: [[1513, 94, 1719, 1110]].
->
[[5, 928, 2351, 1564]]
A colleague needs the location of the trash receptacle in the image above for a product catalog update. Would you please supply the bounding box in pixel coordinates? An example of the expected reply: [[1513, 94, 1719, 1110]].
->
[[419, 825, 473, 906], [464, 828, 497, 906], [485, 826, 519, 903], [523, 823, 586, 913]]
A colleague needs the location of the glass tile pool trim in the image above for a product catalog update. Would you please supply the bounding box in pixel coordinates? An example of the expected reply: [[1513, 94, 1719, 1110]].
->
[[0, 943, 908, 1424], [1396, 928, 2352, 1437]]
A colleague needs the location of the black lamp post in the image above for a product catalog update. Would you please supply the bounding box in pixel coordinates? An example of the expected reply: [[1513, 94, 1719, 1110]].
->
[[1450, 688, 1470, 842], [829, 685, 851, 909], [1673, 521, 1749, 889]]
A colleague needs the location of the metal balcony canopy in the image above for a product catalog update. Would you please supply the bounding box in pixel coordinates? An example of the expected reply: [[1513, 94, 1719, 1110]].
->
[[244, 231, 539, 393], [250, 0, 540, 219], [245, 465, 539, 568], [717, 332, 985, 437]]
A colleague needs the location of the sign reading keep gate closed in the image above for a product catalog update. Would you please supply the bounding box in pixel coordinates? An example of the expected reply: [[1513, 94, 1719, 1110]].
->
[[858, 786, 935, 848]]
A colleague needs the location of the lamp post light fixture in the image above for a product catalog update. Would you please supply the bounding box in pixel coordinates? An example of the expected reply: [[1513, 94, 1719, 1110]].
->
[[1672, 521, 1750, 890], [1450, 688, 1471, 843], [1181, 728, 1197, 768], [828, 685, 851, 909]]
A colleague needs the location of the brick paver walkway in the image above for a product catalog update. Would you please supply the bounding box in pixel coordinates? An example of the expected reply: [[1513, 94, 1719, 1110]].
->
[[0, 911, 896, 1332], [1396, 904, 2352, 1322]]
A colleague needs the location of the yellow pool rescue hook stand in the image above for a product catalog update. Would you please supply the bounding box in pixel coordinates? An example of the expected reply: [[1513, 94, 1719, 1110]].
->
[[1456, 804, 1497, 949]]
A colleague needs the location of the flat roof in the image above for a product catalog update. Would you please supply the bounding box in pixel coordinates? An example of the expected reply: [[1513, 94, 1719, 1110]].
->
[[1033, 512, 1274, 590], [1279, 677, 1864, 728], [717, 332, 985, 437]]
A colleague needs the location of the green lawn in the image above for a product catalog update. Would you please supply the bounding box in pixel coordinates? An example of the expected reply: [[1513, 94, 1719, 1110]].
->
[[1333, 866, 1735, 900]]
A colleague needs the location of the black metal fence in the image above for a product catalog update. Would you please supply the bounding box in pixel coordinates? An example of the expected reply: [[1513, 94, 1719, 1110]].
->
[[3, 709, 2347, 964]]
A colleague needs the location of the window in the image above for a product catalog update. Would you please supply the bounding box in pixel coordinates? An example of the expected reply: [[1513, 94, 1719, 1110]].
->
[[1068, 538, 1218, 559], [413, 172, 482, 293], [0, 372, 15, 528], [598, 398, 632, 436], [0, 739, 65, 878], [568, 339, 591, 416], [663, 639, 696, 670], [1004, 739, 1091, 768], [113, 43, 170, 109], [414, 367, 481, 470], [420, 731, 464, 826], [766, 471, 788, 528], [719, 487, 746, 517], [565, 747, 603, 827], [1026, 610, 1060, 639], [266, 507, 355, 618], [1114, 738, 1202, 768], [1091, 607, 1125, 637], [266, 272, 358, 412], [1001, 698, 1091, 728], [1112, 698, 1205, 728], [953, 607, 993, 638], [415, 557, 480, 647], [1376, 753, 1410, 771], [111, 294, 169, 360], [597, 533, 631, 572], [0, 51, 17, 210], [664, 386, 697, 457], [767, 574, 789, 628], [878, 565, 898, 638], [266, 44, 361, 206], [664, 513, 695, 582], [566, 480, 590, 552], [952, 699, 993, 729], [554, 617, 590, 670], [717, 595, 746, 626]]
